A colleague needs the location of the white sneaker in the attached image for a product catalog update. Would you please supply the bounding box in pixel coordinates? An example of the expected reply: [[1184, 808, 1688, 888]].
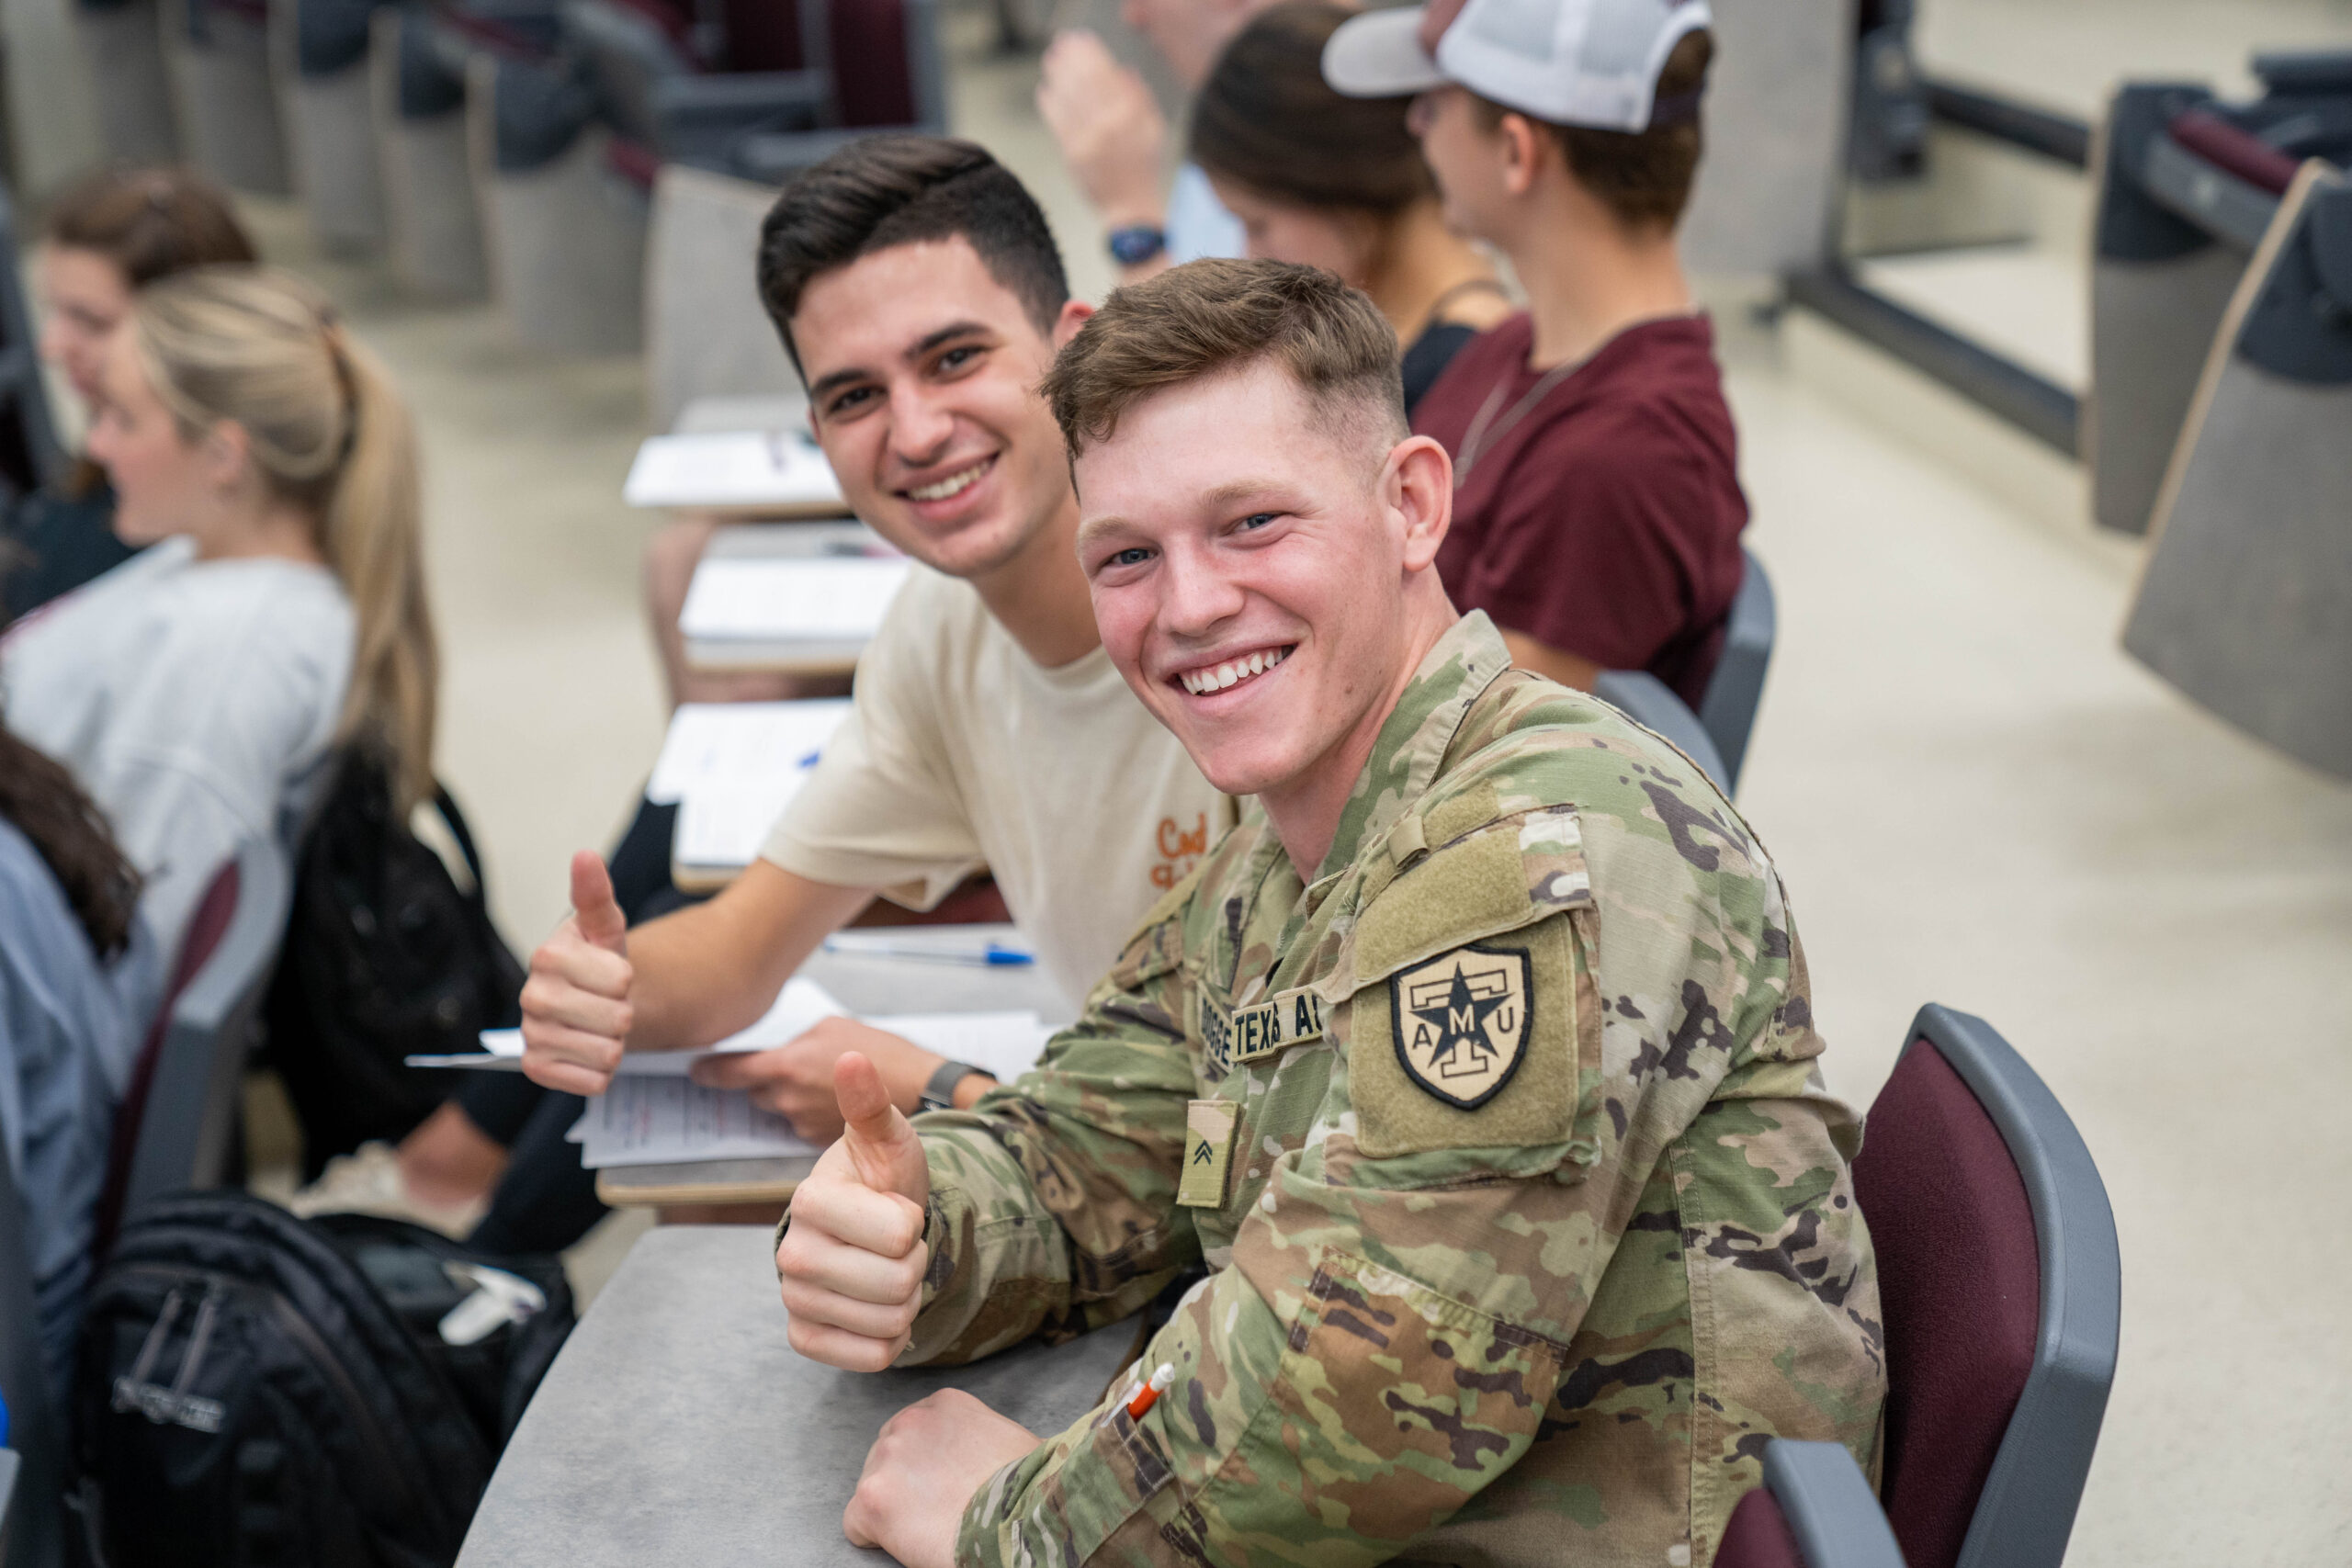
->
[[290, 1141, 488, 1239]]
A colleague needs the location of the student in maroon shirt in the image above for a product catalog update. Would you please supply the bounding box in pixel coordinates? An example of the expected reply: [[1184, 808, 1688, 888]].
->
[[1325, 0, 1746, 705]]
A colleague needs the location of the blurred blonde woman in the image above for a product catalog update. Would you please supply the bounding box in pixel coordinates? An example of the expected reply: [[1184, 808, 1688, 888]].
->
[[0, 265, 435, 960]]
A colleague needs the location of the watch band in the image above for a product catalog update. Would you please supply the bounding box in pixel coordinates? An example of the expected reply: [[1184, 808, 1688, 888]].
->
[[919, 1059, 989, 1113], [1107, 223, 1168, 267]]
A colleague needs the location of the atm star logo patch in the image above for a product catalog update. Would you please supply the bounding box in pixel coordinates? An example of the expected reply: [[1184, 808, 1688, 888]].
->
[[1390, 943, 1532, 1110]]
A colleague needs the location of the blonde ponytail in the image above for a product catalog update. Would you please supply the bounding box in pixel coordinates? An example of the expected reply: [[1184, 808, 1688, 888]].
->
[[131, 265, 440, 815]]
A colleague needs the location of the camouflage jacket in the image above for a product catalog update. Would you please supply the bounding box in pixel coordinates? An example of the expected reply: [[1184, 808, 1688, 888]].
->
[[909, 613, 1884, 1568]]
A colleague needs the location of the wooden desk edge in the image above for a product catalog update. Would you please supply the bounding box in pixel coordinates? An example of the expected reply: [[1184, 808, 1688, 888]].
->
[[595, 1168, 805, 1207]]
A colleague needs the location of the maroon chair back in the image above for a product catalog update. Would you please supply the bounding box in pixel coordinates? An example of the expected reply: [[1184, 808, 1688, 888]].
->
[[722, 0, 808, 69], [1718, 1486, 1809, 1568], [828, 0, 915, 126], [1849, 1039, 2039, 1568], [90, 860, 243, 1252]]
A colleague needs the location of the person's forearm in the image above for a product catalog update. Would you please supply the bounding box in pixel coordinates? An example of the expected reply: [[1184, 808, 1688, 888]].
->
[[622, 863, 873, 1050]]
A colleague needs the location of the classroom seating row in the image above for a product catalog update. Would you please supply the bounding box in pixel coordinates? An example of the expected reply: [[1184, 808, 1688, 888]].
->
[[45, 0, 944, 356], [453, 1002, 2120, 1568], [2085, 52, 2352, 781]]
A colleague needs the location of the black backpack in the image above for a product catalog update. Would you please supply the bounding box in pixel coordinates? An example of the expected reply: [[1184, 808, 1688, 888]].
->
[[266, 750, 526, 1178], [73, 1190, 573, 1568]]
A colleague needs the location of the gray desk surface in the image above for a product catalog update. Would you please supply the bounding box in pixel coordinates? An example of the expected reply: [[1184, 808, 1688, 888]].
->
[[458, 1226, 1136, 1567], [594, 927, 1072, 1205]]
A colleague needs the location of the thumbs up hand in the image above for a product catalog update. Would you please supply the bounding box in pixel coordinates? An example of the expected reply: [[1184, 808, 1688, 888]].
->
[[776, 1052, 933, 1372], [519, 852, 637, 1096]]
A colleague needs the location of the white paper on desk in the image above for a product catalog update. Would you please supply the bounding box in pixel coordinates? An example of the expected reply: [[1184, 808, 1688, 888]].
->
[[678, 557, 910, 642], [569, 1079, 820, 1168], [646, 699, 852, 805], [405, 977, 848, 1072], [675, 782, 800, 871], [872, 1012, 1057, 1085], [622, 430, 845, 512]]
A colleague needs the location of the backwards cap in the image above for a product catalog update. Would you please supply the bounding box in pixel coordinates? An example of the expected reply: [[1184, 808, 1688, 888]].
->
[[1323, 0, 1712, 133]]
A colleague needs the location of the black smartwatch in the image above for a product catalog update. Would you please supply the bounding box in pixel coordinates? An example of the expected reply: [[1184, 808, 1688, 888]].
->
[[919, 1060, 992, 1113], [1107, 223, 1168, 267]]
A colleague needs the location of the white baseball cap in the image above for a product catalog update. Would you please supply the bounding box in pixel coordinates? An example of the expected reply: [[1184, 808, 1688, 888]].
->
[[1323, 0, 1712, 133]]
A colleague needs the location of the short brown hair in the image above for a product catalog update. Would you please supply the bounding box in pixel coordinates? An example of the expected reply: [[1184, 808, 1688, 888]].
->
[[45, 165, 256, 286], [1044, 259, 1404, 460], [1476, 29, 1713, 231], [1191, 3, 1431, 217], [755, 135, 1069, 372]]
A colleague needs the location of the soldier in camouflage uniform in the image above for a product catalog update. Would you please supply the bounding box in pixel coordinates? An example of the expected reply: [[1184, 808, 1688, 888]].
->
[[777, 259, 1884, 1568]]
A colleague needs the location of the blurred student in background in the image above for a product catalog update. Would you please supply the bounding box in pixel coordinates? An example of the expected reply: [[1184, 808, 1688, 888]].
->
[[1328, 0, 1747, 704], [2, 167, 257, 624], [0, 266, 436, 964], [1035, 0, 1277, 282], [1190, 0, 1513, 412], [0, 720, 159, 1404]]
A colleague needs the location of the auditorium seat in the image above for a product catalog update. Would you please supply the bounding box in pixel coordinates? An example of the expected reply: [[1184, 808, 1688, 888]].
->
[[1853, 1004, 2120, 1568], [1696, 547, 1775, 792], [94, 838, 292, 1252], [73, 0, 180, 164], [272, 0, 394, 253], [2123, 131, 2352, 780], [1716, 1441, 1906, 1568], [162, 0, 292, 194], [2088, 54, 2352, 534]]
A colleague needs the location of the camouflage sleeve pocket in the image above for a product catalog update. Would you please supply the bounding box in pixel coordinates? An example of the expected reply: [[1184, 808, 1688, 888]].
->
[[1189, 1254, 1568, 1560]]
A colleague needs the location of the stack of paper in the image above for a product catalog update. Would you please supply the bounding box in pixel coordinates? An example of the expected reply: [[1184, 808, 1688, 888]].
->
[[404, 976, 1060, 1170], [567, 1008, 1057, 1170], [623, 429, 847, 516], [649, 699, 854, 873], [407, 976, 851, 1071], [677, 555, 912, 669]]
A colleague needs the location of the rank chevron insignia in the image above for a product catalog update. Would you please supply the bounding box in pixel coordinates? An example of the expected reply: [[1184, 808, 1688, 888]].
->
[[1389, 942, 1532, 1109]]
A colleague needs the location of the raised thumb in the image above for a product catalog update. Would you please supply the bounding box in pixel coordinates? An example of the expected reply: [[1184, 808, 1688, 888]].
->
[[834, 1051, 924, 1203], [569, 851, 627, 953]]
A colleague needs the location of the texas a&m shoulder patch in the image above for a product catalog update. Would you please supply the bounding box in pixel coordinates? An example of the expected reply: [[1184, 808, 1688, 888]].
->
[[1389, 943, 1531, 1109]]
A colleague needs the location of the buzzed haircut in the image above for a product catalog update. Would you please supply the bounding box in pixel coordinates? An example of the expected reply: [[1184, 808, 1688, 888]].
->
[[1043, 258, 1406, 461], [754, 134, 1070, 372]]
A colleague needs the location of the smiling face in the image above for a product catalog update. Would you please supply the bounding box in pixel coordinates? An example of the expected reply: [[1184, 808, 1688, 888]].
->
[[83, 327, 232, 547], [795, 238, 1082, 581], [38, 244, 135, 410], [1076, 357, 1456, 833]]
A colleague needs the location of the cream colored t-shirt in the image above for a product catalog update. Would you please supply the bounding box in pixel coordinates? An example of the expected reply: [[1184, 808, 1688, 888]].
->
[[762, 566, 1235, 1010]]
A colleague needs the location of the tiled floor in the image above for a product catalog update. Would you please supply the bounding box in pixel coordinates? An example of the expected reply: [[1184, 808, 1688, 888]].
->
[[209, 0, 2352, 1558]]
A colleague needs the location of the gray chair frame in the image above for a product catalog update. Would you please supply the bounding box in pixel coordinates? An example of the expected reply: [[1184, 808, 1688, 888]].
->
[[1696, 547, 1775, 792], [119, 837, 291, 1217], [1902, 1003, 2121, 1568], [0, 1125, 64, 1568], [1590, 670, 1734, 795], [1760, 1439, 1907, 1568]]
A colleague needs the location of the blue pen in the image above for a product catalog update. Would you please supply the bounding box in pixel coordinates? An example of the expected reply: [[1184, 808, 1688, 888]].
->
[[821, 937, 1035, 966]]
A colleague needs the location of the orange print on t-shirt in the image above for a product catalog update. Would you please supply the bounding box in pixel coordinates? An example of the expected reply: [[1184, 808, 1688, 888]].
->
[[1151, 812, 1211, 890]]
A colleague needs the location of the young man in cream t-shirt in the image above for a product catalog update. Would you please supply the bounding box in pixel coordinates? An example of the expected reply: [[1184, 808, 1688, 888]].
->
[[763, 562, 1226, 1010], [502, 138, 1235, 1145]]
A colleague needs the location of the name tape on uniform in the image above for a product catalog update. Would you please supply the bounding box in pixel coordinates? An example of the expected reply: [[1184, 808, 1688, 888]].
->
[[1200, 987, 1327, 1074]]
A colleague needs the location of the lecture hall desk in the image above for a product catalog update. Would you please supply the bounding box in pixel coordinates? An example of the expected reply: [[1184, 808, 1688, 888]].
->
[[454, 1224, 1136, 1568], [592, 926, 1070, 1210]]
